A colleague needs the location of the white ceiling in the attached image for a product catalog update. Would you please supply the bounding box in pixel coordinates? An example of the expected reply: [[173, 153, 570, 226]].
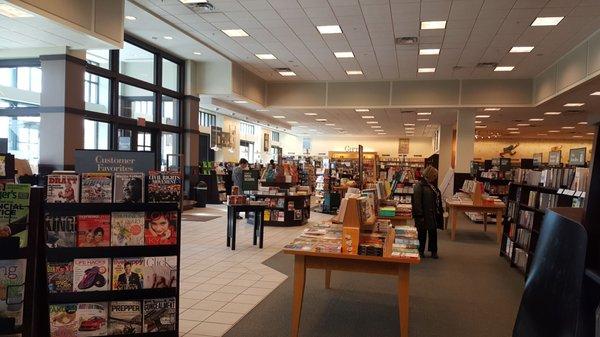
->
[[131, 0, 600, 81]]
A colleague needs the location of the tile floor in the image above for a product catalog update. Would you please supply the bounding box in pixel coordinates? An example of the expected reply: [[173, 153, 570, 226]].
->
[[178, 205, 330, 336]]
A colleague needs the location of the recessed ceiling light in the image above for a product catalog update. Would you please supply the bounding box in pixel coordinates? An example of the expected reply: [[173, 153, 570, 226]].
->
[[278, 70, 296, 76], [193, 51, 202, 55], [222, 29, 249, 37], [475, 125, 487, 129], [305, 113, 318, 116], [362, 115, 375, 119], [335, 127, 343, 130], [334, 51, 354, 58], [419, 48, 440, 55], [355, 109, 370, 112], [510, 46, 534, 53], [494, 66, 514, 72], [578, 121, 588, 125], [475, 120, 482, 124], [417, 112, 431, 115], [233, 100, 248, 104], [288, 121, 298, 124], [561, 126, 575, 129], [517, 123, 530, 127], [418, 67, 436, 73], [405, 127, 415, 130], [378, 133, 388, 135], [587, 132, 594, 135], [591, 91, 600, 96], [125, 15, 137, 21], [531, 16, 564, 27], [476, 115, 490, 118], [421, 21, 446, 30], [180, 0, 209, 3], [538, 133, 547, 136], [273, 116, 286, 119], [256, 54, 276, 60], [548, 130, 560, 133], [317, 25, 342, 34], [573, 135, 583, 138], [507, 128, 519, 131], [163, 36, 173, 40], [325, 123, 335, 126], [309, 129, 317, 132], [297, 126, 307, 128], [564, 103, 585, 107], [366, 121, 378, 124], [509, 131, 520, 134], [0, 4, 34, 17], [346, 70, 363, 75], [529, 118, 544, 121], [315, 118, 327, 122], [371, 126, 382, 128], [417, 118, 429, 121], [404, 123, 415, 126], [256, 109, 269, 112], [544, 111, 561, 115], [484, 108, 501, 111]]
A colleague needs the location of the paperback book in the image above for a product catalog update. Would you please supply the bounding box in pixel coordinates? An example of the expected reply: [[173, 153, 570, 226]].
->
[[76, 302, 108, 336], [0, 184, 31, 247], [111, 212, 145, 246], [81, 172, 113, 203], [47, 261, 74, 293], [0, 259, 26, 328], [49, 303, 78, 337], [112, 257, 144, 290], [144, 211, 177, 245], [77, 214, 110, 247], [113, 172, 145, 203], [46, 173, 80, 203], [147, 171, 182, 203], [108, 301, 142, 335], [73, 258, 110, 292], [45, 215, 77, 248], [142, 297, 176, 332], [143, 256, 177, 289]]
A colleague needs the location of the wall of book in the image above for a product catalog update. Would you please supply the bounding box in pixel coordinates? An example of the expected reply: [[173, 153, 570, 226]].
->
[[42, 170, 182, 336]]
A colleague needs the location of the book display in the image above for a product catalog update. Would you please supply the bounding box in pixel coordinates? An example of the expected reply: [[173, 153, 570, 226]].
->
[[246, 186, 311, 226], [329, 151, 378, 188], [38, 170, 182, 337]]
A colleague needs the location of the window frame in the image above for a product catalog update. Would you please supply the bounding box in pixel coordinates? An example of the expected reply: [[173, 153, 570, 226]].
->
[[200, 111, 216, 128]]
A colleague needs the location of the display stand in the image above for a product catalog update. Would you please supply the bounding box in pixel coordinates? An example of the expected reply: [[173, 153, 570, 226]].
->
[[247, 193, 310, 227], [198, 171, 222, 204]]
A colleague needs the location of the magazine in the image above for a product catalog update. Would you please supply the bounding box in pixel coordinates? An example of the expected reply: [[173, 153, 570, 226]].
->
[[49, 303, 78, 337], [144, 211, 177, 245], [142, 298, 176, 332], [76, 302, 108, 336], [77, 214, 110, 247], [113, 172, 144, 203], [45, 215, 77, 248], [112, 258, 144, 290], [108, 301, 142, 335], [147, 171, 182, 203], [81, 172, 113, 203], [0, 259, 26, 328], [0, 184, 31, 248], [73, 258, 110, 292], [46, 173, 79, 203], [143, 256, 177, 289], [111, 212, 145, 246], [47, 261, 73, 293]]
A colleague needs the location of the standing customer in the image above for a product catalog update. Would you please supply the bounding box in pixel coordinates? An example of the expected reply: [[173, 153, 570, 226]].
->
[[232, 158, 249, 219], [412, 165, 444, 259]]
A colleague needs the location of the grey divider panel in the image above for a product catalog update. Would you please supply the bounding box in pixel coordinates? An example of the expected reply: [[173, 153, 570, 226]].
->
[[267, 82, 327, 107], [392, 80, 459, 106], [534, 67, 558, 104], [327, 81, 390, 107], [461, 79, 532, 105], [557, 44, 588, 91]]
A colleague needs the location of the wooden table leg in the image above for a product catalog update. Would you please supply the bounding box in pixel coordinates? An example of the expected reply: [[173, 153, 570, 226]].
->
[[398, 264, 410, 337], [325, 269, 331, 289], [291, 255, 306, 337], [483, 212, 488, 232], [496, 210, 503, 244], [450, 207, 457, 241]]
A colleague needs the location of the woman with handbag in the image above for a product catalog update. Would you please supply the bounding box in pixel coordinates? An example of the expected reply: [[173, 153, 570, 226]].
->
[[412, 165, 444, 259]]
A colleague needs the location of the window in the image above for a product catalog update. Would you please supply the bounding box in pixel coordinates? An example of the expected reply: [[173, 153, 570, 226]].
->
[[0, 116, 40, 173], [271, 131, 280, 142], [0, 66, 41, 93], [161, 95, 179, 126], [162, 58, 178, 91], [120, 42, 155, 83], [84, 119, 110, 150], [117, 129, 132, 150], [137, 132, 152, 152], [118, 83, 155, 122], [200, 112, 216, 127], [84, 72, 110, 113], [86, 49, 110, 69], [240, 140, 255, 163], [240, 122, 255, 136], [161, 132, 179, 170]]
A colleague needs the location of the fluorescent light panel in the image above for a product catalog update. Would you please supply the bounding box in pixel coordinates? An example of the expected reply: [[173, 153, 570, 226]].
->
[[494, 66, 514, 72], [517, 123, 530, 127], [315, 118, 327, 122], [531, 16, 564, 26], [125, 15, 136, 21], [273, 116, 286, 119], [564, 103, 585, 107], [419, 48, 440, 55], [222, 29, 249, 37], [334, 51, 354, 58], [417, 112, 431, 115], [355, 109, 370, 112], [233, 100, 247, 104], [529, 118, 544, 121], [0, 4, 34, 17], [305, 113, 317, 116], [484, 108, 501, 111], [421, 21, 446, 30], [256, 54, 276, 60], [366, 121, 378, 124], [418, 67, 436, 73], [476, 115, 490, 118], [417, 118, 429, 121], [361, 115, 375, 119], [163, 36, 173, 40], [510, 46, 534, 53], [317, 25, 342, 34], [591, 91, 600, 96], [561, 126, 575, 129], [278, 70, 296, 76], [544, 111, 561, 115], [346, 70, 363, 75]]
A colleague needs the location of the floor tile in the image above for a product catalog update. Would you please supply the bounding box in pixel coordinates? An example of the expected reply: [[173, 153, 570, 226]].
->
[[231, 294, 265, 305], [179, 309, 214, 322], [204, 312, 245, 325], [204, 292, 238, 302], [191, 299, 228, 311], [188, 322, 232, 336], [218, 302, 256, 314]]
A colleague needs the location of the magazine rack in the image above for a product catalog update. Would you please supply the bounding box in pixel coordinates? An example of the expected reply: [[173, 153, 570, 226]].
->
[[36, 201, 182, 337]]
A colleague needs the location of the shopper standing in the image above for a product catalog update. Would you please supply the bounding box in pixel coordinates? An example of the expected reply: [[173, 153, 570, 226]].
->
[[232, 158, 249, 219], [412, 165, 444, 259]]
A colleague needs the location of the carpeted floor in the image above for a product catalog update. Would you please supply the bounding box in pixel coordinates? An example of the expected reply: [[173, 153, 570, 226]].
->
[[224, 214, 524, 337]]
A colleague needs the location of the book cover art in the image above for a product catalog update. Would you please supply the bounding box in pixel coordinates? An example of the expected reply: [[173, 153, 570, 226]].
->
[[108, 301, 142, 335], [76, 302, 108, 336], [49, 303, 78, 337], [46, 174, 80, 203], [46, 215, 76, 248], [277, 198, 285, 209], [147, 171, 182, 203], [277, 211, 284, 222], [81, 173, 113, 203], [0, 184, 31, 247], [294, 210, 302, 221], [73, 258, 110, 292], [47, 261, 74, 293], [143, 256, 177, 289], [144, 212, 177, 245], [287, 201, 294, 211], [263, 210, 270, 222], [142, 298, 176, 333], [111, 212, 144, 246], [0, 259, 26, 328], [112, 258, 144, 290], [77, 215, 110, 247], [113, 173, 144, 203]]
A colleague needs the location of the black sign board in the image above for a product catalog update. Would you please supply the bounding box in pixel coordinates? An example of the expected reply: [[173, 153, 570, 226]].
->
[[548, 150, 562, 166], [242, 169, 260, 192], [0, 138, 7, 153], [532, 153, 543, 167], [499, 158, 511, 171], [569, 147, 586, 167], [75, 150, 155, 173]]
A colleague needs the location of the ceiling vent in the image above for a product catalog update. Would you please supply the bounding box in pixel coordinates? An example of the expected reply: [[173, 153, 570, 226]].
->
[[476, 62, 499, 68], [183, 1, 216, 13], [276, 67, 292, 72], [401, 110, 415, 114], [395, 37, 419, 45], [564, 109, 585, 114], [453, 66, 464, 71]]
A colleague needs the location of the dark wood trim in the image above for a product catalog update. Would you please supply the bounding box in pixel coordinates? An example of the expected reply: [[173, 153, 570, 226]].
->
[[0, 58, 40, 67], [39, 54, 87, 66], [0, 107, 41, 116], [184, 95, 200, 101]]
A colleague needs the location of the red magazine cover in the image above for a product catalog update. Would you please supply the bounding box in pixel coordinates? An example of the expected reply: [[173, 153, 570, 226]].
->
[[77, 214, 110, 247], [144, 212, 177, 245]]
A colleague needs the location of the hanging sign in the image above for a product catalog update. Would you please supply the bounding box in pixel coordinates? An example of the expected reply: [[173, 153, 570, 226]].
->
[[75, 150, 155, 173]]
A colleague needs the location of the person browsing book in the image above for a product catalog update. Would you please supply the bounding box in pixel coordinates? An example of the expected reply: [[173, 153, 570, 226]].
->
[[412, 165, 444, 259], [232, 158, 248, 219]]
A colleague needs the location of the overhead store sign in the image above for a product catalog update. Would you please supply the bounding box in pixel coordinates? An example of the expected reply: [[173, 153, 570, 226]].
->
[[398, 138, 409, 155], [75, 150, 155, 173]]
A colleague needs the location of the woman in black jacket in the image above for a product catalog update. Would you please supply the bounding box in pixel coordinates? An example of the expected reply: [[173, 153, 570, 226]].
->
[[412, 166, 444, 259]]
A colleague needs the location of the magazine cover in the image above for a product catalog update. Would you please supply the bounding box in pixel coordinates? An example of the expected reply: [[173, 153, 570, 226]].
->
[[111, 212, 145, 246], [49, 303, 78, 337], [108, 301, 142, 335], [294, 210, 302, 221], [77, 214, 110, 247], [76, 302, 108, 336], [0, 259, 26, 328], [112, 258, 144, 290], [46, 174, 80, 203], [0, 184, 31, 248], [47, 261, 74, 293], [143, 256, 177, 289], [81, 172, 113, 203], [147, 171, 182, 203], [113, 172, 144, 203], [45, 215, 77, 248], [144, 212, 177, 245], [73, 258, 110, 292], [142, 298, 176, 332]]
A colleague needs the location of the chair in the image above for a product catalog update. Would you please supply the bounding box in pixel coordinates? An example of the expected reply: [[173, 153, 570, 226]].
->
[[513, 209, 588, 337]]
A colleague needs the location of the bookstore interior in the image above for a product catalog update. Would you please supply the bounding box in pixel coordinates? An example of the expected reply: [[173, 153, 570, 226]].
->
[[2, 1, 600, 337]]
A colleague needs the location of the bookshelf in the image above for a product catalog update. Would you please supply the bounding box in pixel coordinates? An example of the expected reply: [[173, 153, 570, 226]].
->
[[247, 193, 310, 227]]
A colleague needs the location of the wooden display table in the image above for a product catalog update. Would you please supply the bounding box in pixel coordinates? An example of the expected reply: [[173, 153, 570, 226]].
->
[[445, 198, 506, 242]]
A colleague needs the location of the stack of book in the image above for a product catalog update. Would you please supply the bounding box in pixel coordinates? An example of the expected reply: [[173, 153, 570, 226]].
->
[[539, 193, 558, 210], [391, 226, 419, 258], [519, 210, 534, 231], [283, 223, 342, 253], [378, 206, 396, 217], [527, 191, 538, 208], [396, 204, 412, 217]]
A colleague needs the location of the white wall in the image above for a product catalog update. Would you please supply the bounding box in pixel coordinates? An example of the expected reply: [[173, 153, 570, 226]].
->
[[308, 136, 435, 157]]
